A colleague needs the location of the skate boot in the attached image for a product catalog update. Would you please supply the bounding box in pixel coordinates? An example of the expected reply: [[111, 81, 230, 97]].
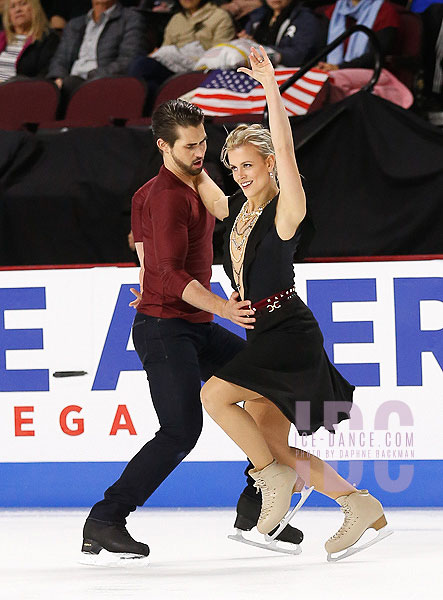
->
[[229, 489, 304, 555], [235, 491, 304, 543], [325, 490, 393, 562], [81, 518, 150, 562], [249, 460, 306, 535]]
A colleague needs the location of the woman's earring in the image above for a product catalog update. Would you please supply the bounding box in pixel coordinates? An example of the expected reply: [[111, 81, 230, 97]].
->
[[269, 172, 274, 179]]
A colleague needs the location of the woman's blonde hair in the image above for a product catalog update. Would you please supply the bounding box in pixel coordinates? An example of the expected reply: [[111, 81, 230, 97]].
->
[[220, 123, 277, 178], [3, 0, 49, 44]]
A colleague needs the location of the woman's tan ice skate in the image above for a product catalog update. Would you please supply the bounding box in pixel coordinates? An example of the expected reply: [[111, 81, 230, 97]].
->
[[325, 489, 393, 561], [249, 460, 312, 535]]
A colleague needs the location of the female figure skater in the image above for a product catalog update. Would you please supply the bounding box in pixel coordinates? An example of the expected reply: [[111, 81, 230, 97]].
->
[[197, 46, 390, 560]]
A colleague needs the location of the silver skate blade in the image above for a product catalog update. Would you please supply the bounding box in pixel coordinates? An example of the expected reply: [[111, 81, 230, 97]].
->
[[267, 485, 314, 541], [327, 528, 394, 562], [228, 529, 302, 556], [79, 551, 150, 567]]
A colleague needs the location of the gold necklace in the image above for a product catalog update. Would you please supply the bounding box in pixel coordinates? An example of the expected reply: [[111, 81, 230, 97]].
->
[[230, 197, 274, 291]]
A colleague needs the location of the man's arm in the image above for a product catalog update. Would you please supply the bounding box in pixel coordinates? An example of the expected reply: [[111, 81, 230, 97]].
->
[[182, 280, 254, 329], [129, 186, 147, 308], [152, 190, 254, 328], [47, 19, 78, 79], [129, 241, 144, 308]]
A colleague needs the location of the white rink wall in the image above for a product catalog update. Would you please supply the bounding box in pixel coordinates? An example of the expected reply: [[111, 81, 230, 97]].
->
[[0, 260, 442, 507]]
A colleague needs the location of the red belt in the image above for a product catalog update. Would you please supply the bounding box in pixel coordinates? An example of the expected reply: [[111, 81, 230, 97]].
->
[[251, 287, 296, 317]]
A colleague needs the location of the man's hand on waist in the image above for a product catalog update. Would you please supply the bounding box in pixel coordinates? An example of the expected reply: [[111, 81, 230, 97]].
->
[[222, 292, 255, 330]]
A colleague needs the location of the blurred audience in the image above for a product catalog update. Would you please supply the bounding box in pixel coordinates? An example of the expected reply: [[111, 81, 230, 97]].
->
[[138, 0, 177, 11], [47, 0, 146, 108], [41, 0, 140, 30], [0, 0, 59, 82], [220, 0, 262, 20], [136, 0, 178, 54], [240, 0, 324, 67], [317, 0, 399, 72], [128, 0, 235, 101], [421, 2, 443, 108]]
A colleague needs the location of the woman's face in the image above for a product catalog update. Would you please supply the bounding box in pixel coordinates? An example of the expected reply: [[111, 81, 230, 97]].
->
[[228, 144, 275, 199], [8, 0, 33, 32], [266, 0, 292, 15], [179, 0, 202, 14]]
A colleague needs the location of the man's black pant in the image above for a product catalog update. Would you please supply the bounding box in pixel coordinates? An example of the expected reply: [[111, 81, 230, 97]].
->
[[89, 313, 246, 524]]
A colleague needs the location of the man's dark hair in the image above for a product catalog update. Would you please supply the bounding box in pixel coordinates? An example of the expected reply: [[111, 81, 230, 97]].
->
[[152, 99, 205, 147]]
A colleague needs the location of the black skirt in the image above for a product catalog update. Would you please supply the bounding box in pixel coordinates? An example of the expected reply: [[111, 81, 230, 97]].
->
[[216, 294, 355, 435]]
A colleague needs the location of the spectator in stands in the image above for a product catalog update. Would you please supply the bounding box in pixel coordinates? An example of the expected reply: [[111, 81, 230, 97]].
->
[[42, 0, 140, 30], [47, 0, 146, 107], [138, 0, 178, 12], [0, 0, 59, 82], [238, 0, 324, 67], [136, 1, 178, 54], [128, 0, 235, 100], [219, 0, 262, 29], [0, 1, 5, 30], [317, 0, 399, 72], [421, 1, 443, 115]]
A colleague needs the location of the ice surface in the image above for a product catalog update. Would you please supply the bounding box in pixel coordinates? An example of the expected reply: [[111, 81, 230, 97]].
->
[[0, 508, 441, 600]]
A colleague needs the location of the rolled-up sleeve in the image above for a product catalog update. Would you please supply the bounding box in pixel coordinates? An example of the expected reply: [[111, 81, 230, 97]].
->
[[151, 191, 194, 298]]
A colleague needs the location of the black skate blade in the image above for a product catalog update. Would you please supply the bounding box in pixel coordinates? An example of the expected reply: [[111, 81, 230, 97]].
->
[[228, 529, 302, 556], [79, 549, 150, 567], [327, 527, 394, 562]]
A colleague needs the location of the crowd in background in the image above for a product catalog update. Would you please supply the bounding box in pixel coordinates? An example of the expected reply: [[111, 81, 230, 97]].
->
[[0, 0, 441, 118]]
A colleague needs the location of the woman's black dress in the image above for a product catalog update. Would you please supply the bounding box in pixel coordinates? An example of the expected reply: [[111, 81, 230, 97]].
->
[[216, 191, 354, 435]]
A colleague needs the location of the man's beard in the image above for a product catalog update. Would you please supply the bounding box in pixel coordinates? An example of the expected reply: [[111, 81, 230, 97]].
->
[[171, 150, 203, 176]]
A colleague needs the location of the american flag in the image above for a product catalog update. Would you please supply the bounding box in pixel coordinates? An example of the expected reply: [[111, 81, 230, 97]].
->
[[191, 68, 329, 117]]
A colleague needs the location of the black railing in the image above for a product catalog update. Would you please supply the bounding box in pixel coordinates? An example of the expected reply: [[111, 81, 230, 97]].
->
[[263, 24, 382, 124]]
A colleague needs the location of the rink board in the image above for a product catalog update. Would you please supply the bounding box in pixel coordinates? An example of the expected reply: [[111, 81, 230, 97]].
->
[[0, 261, 442, 507], [0, 459, 442, 507]]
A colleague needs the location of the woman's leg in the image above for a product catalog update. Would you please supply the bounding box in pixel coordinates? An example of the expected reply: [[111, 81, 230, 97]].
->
[[244, 399, 356, 499], [201, 376, 274, 470], [201, 376, 306, 534], [247, 400, 389, 557]]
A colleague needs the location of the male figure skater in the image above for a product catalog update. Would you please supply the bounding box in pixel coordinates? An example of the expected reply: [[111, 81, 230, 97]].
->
[[82, 99, 303, 559]]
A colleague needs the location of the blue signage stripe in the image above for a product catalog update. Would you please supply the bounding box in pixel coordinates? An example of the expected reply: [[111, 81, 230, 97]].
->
[[1, 460, 441, 508]]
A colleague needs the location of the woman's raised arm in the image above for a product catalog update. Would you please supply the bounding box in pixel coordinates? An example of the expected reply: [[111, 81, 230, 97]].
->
[[238, 46, 306, 239], [195, 169, 229, 221]]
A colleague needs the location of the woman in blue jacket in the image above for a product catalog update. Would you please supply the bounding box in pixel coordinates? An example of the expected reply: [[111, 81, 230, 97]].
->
[[241, 0, 324, 67]]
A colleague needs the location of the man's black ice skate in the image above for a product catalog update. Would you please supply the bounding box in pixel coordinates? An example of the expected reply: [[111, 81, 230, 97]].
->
[[81, 518, 149, 565], [229, 490, 304, 555]]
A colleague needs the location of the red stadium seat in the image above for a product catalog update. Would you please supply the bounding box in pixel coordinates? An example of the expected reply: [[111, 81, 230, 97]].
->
[[152, 71, 208, 112], [64, 76, 147, 126], [0, 79, 59, 130], [125, 72, 208, 127], [384, 5, 423, 91]]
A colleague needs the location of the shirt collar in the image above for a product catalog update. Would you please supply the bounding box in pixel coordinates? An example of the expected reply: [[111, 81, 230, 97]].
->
[[86, 3, 117, 25]]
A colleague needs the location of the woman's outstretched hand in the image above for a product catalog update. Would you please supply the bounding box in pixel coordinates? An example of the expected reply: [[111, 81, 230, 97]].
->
[[237, 45, 274, 85]]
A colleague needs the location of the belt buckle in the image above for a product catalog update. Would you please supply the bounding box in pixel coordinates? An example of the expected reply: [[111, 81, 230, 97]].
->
[[266, 299, 281, 313]]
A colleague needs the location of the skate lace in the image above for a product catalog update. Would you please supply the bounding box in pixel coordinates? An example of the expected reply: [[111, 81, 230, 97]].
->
[[253, 477, 276, 518], [329, 501, 356, 541]]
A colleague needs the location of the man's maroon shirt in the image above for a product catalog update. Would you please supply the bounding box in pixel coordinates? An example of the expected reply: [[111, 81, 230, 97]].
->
[[131, 165, 215, 322]]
